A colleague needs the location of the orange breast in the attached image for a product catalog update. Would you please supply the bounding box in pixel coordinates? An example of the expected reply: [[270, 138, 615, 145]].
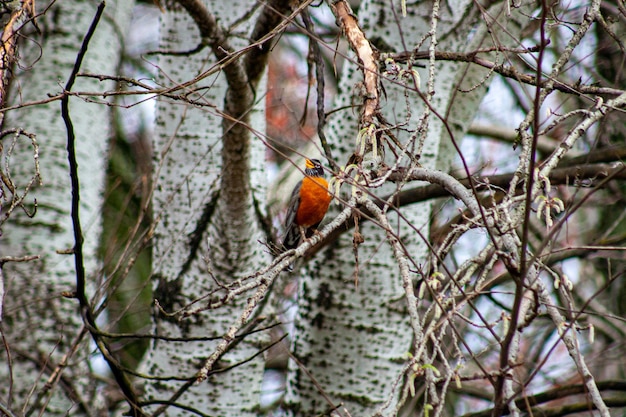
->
[[296, 176, 332, 228]]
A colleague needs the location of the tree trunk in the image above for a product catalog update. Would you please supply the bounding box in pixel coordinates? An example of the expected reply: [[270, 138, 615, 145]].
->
[[140, 1, 270, 415], [0, 0, 134, 415], [286, 0, 531, 415]]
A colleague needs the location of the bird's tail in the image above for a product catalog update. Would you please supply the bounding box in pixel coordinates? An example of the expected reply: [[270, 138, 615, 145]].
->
[[281, 225, 301, 251]]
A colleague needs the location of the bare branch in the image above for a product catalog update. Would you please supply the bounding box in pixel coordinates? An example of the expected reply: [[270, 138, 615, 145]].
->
[[397, 50, 626, 98], [60, 3, 143, 414], [328, 0, 379, 127], [195, 201, 356, 381], [0, 0, 37, 127]]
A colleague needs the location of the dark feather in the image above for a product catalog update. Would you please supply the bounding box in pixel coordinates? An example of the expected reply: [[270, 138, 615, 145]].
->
[[281, 180, 302, 250]]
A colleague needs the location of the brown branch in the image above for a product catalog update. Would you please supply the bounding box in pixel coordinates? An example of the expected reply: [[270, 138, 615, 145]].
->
[[328, 0, 379, 126], [0, 254, 40, 264], [0, 0, 37, 128], [468, 123, 561, 156], [22, 329, 91, 416], [175, 2, 253, 227], [175, 0, 314, 269], [393, 50, 625, 98], [557, 145, 626, 168], [521, 380, 626, 409], [460, 380, 626, 417], [244, 0, 297, 86]]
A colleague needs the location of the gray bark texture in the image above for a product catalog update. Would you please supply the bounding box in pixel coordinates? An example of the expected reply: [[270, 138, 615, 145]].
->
[[285, 0, 532, 415], [140, 0, 271, 415], [0, 0, 134, 415]]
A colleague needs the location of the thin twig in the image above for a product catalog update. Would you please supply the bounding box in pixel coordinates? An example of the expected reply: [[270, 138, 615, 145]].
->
[[401, 50, 625, 98], [195, 202, 356, 381], [301, 9, 337, 171]]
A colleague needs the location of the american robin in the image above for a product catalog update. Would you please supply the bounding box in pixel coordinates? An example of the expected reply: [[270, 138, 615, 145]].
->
[[281, 158, 332, 251]]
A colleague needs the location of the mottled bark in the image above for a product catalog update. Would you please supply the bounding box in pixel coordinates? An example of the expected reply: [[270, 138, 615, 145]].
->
[[0, 0, 134, 415], [285, 0, 533, 414], [141, 0, 290, 414]]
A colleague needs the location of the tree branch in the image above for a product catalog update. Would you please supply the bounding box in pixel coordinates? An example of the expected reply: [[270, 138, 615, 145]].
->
[[195, 202, 356, 381], [301, 9, 336, 170], [61, 3, 144, 415], [328, 0, 379, 127], [175, 0, 315, 269], [468, 123, 562, 156], [461, 393, 626, 417], [308, 160, 626, 259], [244, 0, 299, 85], [0, 0, 37, 128], [174, 0, 241, 85], [398, 50, 625, 97]]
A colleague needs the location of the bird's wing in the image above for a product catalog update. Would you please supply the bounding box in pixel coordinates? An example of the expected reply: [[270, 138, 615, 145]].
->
[[281, 180, 303, 250]]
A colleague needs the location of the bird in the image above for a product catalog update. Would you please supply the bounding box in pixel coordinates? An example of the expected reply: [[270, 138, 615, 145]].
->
[[281, 158, 332, 251]]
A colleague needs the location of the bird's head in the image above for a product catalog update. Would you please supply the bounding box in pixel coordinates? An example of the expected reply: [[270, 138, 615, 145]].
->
[[305, 158, 324, 177]]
